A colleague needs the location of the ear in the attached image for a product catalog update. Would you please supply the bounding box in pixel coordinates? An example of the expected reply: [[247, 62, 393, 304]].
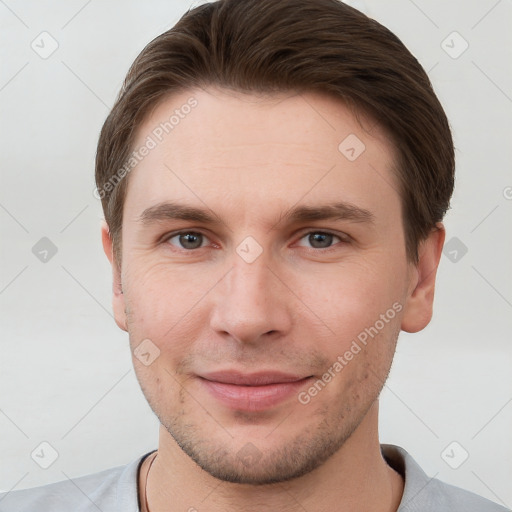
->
[[401, 223, 445, 333], [101, 220, 128, 332]]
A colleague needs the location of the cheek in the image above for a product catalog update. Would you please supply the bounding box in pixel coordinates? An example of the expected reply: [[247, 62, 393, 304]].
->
[[325, 316, 401, 403], [124, 257, 207, 319], [132, 359, 188, 420], [299, 258, 403, 331], [293, 257, 405, 387]]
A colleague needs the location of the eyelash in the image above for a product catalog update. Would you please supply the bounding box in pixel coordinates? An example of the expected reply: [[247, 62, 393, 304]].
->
[[163, 230, 349, 253]]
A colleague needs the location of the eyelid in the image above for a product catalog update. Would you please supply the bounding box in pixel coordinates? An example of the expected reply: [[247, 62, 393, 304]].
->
[[294, 227, 350, 240]]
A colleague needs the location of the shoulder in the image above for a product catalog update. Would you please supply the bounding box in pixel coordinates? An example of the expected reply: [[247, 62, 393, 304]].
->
[[426, 476, 510, 511], [0, 451, 152, 512], [381, 444, 510, 512]]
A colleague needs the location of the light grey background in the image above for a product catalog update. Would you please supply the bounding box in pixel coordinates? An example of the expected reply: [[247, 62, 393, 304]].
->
[[1, 0, 511, 507]]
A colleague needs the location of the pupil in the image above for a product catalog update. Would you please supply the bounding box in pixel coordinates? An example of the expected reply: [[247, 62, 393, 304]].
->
[[310, 233, 332, 248]]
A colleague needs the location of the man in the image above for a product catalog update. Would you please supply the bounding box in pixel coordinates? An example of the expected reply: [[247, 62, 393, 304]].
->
[[0, 0, 508, 511]]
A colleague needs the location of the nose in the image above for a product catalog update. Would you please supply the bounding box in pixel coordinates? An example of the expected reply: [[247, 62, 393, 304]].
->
[[209, 251, 293, 345]]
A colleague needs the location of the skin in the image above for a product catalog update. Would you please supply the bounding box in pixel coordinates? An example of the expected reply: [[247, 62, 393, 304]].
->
[[101, 86, 445, 511]]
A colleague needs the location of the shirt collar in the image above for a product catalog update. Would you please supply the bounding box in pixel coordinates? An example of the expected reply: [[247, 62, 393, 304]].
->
[[381, 443, 437, 511], [121, 445, 430, 511]]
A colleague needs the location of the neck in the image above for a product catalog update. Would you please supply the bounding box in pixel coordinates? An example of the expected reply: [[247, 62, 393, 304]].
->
[[145, 403, 403, 512]]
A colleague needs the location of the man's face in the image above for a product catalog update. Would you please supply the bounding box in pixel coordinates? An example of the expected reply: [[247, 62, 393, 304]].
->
[[104, 87, 433, 484]]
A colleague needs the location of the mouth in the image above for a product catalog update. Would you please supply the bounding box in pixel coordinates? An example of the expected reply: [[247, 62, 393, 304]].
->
[[197, 371, 314, 412]]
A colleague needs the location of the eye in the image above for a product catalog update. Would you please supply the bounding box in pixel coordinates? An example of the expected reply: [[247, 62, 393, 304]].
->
[[166, 231, 209, 250], [296, 231, 345, 249]]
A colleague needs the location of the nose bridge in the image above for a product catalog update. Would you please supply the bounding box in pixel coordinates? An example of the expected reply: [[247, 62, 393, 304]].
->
[[230, 252, 272, 306], [209, 244, 292, 343]]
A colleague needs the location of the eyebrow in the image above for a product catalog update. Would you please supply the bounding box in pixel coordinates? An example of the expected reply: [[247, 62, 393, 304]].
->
[[278, 202, 374, 226], [138, 202, 217, 224], [137, 200, 375, 227]]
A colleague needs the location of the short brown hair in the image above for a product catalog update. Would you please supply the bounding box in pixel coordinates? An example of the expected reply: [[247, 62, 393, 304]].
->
[[95, 0, 454, 264]]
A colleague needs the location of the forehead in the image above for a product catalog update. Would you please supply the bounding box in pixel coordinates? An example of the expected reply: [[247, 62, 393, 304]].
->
[[124, 86, 400, 226]]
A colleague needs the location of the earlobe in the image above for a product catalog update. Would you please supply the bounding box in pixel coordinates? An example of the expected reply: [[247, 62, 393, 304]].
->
[[101, 221, 128, 332], [401, 223, 446, 333]]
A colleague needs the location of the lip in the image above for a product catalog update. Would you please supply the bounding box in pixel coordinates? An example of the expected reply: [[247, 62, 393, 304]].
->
[[197, 371, 313, 412], [199, 370, 309, 386]]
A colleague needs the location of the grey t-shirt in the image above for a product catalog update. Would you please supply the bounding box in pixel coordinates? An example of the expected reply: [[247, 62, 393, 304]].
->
[[0, 444, 509, 511]]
